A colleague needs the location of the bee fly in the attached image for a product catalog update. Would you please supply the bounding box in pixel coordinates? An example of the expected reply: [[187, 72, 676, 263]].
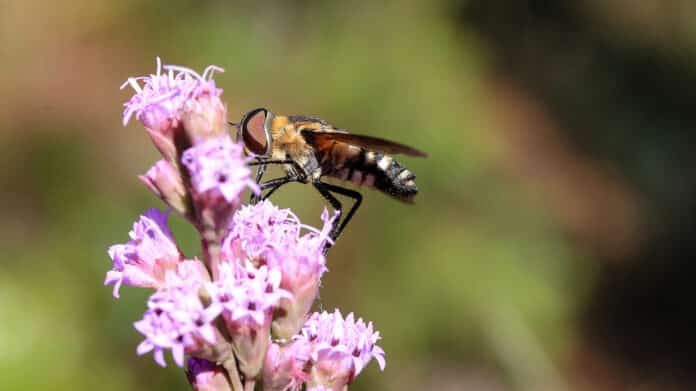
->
[[233, 107, 426, 250]]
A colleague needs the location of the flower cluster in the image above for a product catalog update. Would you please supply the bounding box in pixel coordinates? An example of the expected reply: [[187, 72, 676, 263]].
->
[[107, 59, 385, 391], [264, 310, 385, 391]]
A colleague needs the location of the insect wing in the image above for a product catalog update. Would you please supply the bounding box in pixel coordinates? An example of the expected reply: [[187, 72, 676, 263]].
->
[[301, 130, 427, 157]]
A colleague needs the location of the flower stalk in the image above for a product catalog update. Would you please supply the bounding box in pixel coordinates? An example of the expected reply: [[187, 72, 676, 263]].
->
[[108, 58, 386, 390]]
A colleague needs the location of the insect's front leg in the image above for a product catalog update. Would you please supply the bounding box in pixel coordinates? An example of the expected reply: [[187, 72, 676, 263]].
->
[[248, 159, 307, 204], [257, 175, 301, 201], [247, 159, 305, 174], [249, 159, 267, 204]]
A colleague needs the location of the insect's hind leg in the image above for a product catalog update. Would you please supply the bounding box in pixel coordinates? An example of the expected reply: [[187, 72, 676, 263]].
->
[[321, 183, 362, 239], [313, 182, 362, 255], [313, 182, 342, 254]]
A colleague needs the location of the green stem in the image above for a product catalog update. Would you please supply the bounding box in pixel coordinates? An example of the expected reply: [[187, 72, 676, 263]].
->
[[222, 354, 244, 391], [200, 225, 221, 280]]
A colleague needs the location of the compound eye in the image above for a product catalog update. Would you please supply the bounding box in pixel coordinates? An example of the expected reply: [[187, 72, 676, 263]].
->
[[241, 108, 269, 156]]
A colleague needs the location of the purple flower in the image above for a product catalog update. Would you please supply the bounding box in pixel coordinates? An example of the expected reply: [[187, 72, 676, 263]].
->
[[113, 59, 389, 390], [222, 200, 335, 338], [263, 341, 311, 391], [105, 208, 183, 297], [135, 269, 221, 367], [223, 200, 305, 261], [207, 262, 291, 329], [186, 357, 232, 391], [121, 57, 223, 133], [181, 135, 259, 204], [205, 262, 291, 377], [299, 310, 385, 389]]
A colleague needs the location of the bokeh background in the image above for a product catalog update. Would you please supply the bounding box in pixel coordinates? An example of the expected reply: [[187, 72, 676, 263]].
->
[[2, 1, 696, 390]]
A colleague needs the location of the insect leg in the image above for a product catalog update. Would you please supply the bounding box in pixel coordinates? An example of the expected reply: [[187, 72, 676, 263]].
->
[[259, 175, 301, 201], [247, 159, 295, 167], [320, 183, 362, 242], [250, 161, 267, 204], [313, 182, 343, 251], [248, 159, 306, 204], [247, 159, 305, 175]]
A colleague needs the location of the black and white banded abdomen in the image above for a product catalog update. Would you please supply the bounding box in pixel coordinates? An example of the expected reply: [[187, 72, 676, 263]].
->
[[321, 146, 419, 202]]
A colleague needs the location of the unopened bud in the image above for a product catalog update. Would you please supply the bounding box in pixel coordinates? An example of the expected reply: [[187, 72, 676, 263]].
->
[[182, 93, 229, 144], [139, 160, 189, 217]]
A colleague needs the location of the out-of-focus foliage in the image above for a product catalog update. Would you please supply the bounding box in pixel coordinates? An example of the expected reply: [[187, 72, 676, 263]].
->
[[1, 1, 695, 390]]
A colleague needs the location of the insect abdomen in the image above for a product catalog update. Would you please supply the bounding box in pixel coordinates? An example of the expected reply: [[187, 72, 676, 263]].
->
[[370, 151, 418, 202], [322, 145, 418, 202]]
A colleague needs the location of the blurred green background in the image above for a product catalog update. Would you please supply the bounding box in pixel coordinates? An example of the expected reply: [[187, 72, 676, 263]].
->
[[3, 1, 696, 390]]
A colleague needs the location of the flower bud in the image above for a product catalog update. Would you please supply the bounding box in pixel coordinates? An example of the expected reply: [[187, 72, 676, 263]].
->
[[181, 91, 229, 143], [139, 160, 189, 217], [145, 127, 179, 164]]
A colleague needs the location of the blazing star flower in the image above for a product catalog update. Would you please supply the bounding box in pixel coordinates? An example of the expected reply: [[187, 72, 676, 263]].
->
[[224, 200, 305, 261], [263, 341, 311, 391], [111, 59, 388, 391], [135, 270, 221, 367], [205, 262, 291, 377], [222, 200, 335, 338], [186, 357, 232, 391], [121, 57, 223, 132], [181, 135, 259, 204], [299, 310, 385, 390], [105, 208, 183, 298]]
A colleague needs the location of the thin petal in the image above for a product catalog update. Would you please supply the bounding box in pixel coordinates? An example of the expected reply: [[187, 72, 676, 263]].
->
[[172, 343, 185, 367], [154, 348, 167, 367], [199, 324, 216, 344], [136, 340, 154, 355], [104, 271, 123, 298], [374, 352, 386, 371]]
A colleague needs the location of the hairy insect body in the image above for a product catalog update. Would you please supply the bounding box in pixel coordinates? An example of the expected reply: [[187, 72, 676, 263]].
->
[[269, 120, 322, 182]]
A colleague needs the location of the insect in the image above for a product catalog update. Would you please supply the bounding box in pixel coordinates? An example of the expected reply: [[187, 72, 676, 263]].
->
[[234, 107, 427, 250]]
